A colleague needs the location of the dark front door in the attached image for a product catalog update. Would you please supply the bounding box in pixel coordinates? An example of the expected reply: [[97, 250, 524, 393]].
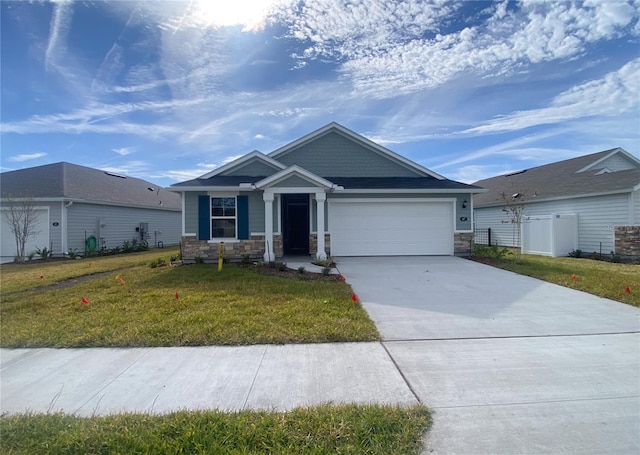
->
[[282, 194, 310, 255]]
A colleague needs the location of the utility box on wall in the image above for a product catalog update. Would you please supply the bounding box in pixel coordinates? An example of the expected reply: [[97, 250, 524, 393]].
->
[[522, 214, 578, 257]]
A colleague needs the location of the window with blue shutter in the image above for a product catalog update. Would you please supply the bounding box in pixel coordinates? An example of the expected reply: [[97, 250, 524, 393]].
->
[[197, 195, 210, 240], [237, 195, 249, 240]]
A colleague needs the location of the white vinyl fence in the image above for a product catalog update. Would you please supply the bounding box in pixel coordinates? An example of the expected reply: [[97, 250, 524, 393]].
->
[[521, 214, 578, 257]]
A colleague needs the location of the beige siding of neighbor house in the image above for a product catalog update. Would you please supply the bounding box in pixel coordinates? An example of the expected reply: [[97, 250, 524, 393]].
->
[[474, 193, 631, 254]]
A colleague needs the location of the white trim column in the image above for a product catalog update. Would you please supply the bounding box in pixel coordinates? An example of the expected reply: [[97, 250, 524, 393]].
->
[[315, 192, 327, 260], [263, 192, 275, 262]]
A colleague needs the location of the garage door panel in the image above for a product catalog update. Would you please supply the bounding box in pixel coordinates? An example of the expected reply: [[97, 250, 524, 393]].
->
[[329, 200, 453, 256], [1, 209, 50, 263]]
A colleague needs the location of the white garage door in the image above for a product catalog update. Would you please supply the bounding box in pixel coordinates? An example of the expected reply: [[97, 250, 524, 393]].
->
[[328, 199, 453, 256], [1, 208, 50, 263]]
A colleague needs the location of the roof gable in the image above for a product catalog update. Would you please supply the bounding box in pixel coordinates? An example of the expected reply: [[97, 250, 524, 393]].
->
[[473, 148, 640, 207], [269, 123, 444, 179], [200, 151, 285, 179], [576, 148, 640, 173], [255, 165, 336, 190]]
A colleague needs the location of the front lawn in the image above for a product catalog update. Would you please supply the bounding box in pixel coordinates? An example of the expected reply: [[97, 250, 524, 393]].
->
[[473, 250, 639, 307], [0, 253, 379, 347], [0, 404, 432, 455]]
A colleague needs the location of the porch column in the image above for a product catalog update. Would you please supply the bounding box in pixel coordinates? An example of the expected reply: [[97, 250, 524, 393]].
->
[[263, 192, 275, 262], [315, 192, 327, 260]]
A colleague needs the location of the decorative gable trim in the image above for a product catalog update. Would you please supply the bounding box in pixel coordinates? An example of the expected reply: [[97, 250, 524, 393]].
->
[[268, 122, 445, 180], [254, 165, 336, 190], [576, 148, 640, 173], [199, 151, 286, 179]]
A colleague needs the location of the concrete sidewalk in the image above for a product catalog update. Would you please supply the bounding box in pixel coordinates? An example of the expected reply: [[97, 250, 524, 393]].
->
[[1, 343, 417, 417]]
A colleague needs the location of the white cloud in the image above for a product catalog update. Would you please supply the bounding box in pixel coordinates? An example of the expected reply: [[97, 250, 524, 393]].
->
[[464, 58, 640, 134], [112, 147, 134, 156], [9, 152, 47, 162], [281, 1, 639, 98]]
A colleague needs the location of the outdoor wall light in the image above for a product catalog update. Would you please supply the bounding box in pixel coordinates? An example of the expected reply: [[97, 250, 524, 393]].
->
[[462, 200, 468, 209]]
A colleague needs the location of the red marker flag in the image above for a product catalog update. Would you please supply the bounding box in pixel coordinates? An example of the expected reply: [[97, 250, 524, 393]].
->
[[175, 292, 179, 300], [571, 274, 577, 281], [624, 286, 631, 294], [81, 297, 89, 305], [351, 294, 358, 302], [40, 275, 44, 279]]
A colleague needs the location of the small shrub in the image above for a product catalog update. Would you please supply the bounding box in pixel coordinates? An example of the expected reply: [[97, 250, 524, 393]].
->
[[149, 258, 167, 268], [122, 240, 134, 253], [194, 256, 204, 264], [66, 248, 79, 259], [610, 251, 621, 263], [297, 266, 306, 275], [35, 246, 52, 260], [474, 245, 509, 261], [170, 254, 179, 262], [567, 249, 583, 258], [241, 254, 251, 265], [322, 266, 332, 276], [313, 256, 335, 268], [278, 262, 287, 272]]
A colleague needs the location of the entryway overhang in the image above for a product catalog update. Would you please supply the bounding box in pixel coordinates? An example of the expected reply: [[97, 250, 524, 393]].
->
[[255, 166, 342, 262]]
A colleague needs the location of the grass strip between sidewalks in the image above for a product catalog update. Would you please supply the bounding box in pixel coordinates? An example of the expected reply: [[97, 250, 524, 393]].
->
[[0, 404, 431, 455]]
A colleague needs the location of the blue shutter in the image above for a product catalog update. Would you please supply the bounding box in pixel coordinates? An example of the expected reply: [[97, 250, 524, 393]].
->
[[197, 195, 210, 240], [237, 195, 249, 240]]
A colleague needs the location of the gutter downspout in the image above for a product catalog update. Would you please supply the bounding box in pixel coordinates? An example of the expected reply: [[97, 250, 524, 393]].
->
[[62, 201, 73, 255]]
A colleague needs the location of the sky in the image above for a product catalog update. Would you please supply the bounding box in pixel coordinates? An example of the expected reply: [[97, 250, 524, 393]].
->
[[1, 0, 639, 187]]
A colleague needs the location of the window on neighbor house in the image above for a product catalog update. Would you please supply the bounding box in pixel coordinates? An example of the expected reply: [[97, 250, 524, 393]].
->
[[211, 197, 236, 238]]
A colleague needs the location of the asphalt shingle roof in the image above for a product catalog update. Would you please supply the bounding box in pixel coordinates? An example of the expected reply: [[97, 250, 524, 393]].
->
[[473, 149, 640, 207], [1, 162, 181, 210], [171, 175, 483, 191]]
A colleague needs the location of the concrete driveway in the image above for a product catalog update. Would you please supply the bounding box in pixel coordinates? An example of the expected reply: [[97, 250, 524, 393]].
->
[[337, 256, 640, 455]]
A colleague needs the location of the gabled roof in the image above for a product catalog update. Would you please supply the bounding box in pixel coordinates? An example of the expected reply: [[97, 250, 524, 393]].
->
[[268, 122, 445, 179], [254, 165, 336, 190], [473, 148, 640, 208], [199, 150, 285, 179], [1, 162, 181, 210]]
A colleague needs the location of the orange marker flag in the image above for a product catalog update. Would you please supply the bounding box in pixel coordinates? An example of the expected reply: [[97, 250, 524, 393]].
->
[[81, 297, 89, 305], [119, 278, 125, 285], [624, 286, 631, 294], [571, 274, 577, 281]]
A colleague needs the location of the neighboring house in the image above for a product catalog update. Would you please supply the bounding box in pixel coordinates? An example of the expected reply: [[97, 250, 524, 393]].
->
[[0, 162, 182, 262], [473, 148, 640, 257], [171, 122, 485, 262]]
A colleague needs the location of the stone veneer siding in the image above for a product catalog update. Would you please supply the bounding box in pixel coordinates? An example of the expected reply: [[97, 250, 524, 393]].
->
[[181, 235, 283, 262], [614, 226, 640, 257], [454, 232, 474, 257], [309, 233, 331, 256]]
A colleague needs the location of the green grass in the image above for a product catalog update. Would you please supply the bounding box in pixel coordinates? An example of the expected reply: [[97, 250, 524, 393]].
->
[[1, 253, 379, 347], [478, 252, 640, 307], [0, 249, 181, 294], [0, 404, 431, 455]]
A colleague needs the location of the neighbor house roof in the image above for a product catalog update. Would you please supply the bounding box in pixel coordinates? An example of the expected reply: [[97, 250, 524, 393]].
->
[[473, 148, 640, 208], [1, 162, 181, 210]]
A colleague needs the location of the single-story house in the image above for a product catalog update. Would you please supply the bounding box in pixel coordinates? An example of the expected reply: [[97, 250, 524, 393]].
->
[[171, 122, 485, 262], [0, 162, 182, 262], [473, 148, 640, 257]]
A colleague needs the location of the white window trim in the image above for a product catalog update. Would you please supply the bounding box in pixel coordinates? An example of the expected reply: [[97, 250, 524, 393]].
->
[[210, 195, 238, 241]]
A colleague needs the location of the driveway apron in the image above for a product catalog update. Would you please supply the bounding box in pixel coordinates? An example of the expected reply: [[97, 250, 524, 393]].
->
[[337, 256, 640, 455]]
